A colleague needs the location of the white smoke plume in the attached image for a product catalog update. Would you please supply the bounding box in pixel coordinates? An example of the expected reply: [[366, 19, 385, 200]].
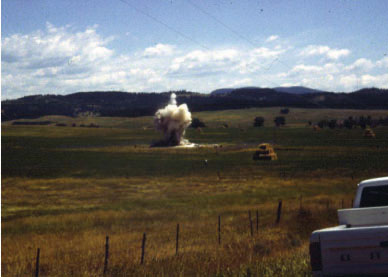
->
[[153, 93, 192, 146]]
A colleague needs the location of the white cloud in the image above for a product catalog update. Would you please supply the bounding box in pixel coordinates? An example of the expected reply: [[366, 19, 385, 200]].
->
[[361, 73, 388, 88], [322, 63, 342, 74], [2, 23, 113, 70], [326, 49, 350, 60], [235, 46, 286, 74], [281, 59, 383, 91], [376, 56, 388, 68], [300, 45, 330, 56], [287, 63, 343, 77], [251, 47, 284, 58], [265, 35, 279, 42], [168, 46, 287, 77], [169, 49, 240, 76], [143, 43, 174, 57], [2, 23, 387, 98], [300, 45, 350, 60], [231, 78, 252, 87], [1, 23, 167, 97], [345, 58, 374, 71], [340, 74, 358, 89], [290, 64, 322, 73], [280, 82, 300, 87], [338, 73, 388, 90], [1, 22, 116, 98]]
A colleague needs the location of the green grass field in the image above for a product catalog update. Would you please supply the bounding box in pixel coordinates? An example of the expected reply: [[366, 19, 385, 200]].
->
[[2, 107, 388, 276]]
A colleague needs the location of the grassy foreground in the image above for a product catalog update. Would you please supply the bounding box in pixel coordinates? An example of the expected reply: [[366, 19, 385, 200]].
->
[[2, 107, 388, 276]]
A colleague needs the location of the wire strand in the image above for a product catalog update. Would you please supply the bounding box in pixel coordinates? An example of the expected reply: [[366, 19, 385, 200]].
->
[[185, 0, 294, 74], [118, 0, 210, 50]]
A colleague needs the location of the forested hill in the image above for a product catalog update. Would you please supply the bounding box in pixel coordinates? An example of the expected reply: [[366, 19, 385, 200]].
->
[[2, 88, 388, 121]]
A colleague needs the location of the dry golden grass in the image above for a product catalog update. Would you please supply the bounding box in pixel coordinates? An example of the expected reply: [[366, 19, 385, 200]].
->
[[3, 175, 351, 276], [3, 206, 333, 276]]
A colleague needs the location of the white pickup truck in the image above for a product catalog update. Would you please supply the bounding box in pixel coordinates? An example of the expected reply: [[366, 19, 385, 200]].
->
[[310, 177, 388, 276]]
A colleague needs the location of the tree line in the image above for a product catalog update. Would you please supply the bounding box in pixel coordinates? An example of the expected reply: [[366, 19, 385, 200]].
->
[[2, 88, 388, 122]]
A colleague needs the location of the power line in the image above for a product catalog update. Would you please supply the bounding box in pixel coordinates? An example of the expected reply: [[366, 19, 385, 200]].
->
[[185, 0, 294, 73], [118, 0, 284, 88], [118, 0, 210, 50], [185, 0, 258, 49], [185, 1, 284, 87]]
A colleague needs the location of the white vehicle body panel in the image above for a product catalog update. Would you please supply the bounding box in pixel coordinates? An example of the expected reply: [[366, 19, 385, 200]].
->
[[311, 177, 388, 276], [319, 225, 388, 276], [338, 206, 388, 227]]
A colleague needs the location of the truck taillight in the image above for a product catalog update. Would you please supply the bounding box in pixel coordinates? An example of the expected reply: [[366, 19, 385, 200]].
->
[[310, 241, 322, 271]]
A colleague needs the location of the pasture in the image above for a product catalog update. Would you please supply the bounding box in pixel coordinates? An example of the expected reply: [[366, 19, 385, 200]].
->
[[2, 107, 388, 276]]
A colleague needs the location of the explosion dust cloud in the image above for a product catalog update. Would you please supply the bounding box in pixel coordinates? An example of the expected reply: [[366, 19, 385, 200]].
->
[[152, 93, 192, 147]]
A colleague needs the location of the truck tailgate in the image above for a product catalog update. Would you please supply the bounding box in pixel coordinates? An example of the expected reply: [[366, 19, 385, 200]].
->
[[320, 225, 388, 275]]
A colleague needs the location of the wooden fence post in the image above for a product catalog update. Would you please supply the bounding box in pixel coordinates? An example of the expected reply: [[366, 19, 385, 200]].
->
[[141, 233, 146, 265], [176, 224, 180, 255], [218, 215, 221, 245], [35, 248, 40, 277], [256, 210, 259, 232], [103, 236, 109, 275], [276, 200, 282, 224], [249, 211, 253, 236]]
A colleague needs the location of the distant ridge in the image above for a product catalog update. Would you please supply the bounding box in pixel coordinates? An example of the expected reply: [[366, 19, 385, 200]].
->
[[273, 86, 326, 94], [211, 86, 326, 95], [211, 87, 268, 94], [210, 88, 235, 95], [2, 88, 388, 121], [210, 87, 268, 95]]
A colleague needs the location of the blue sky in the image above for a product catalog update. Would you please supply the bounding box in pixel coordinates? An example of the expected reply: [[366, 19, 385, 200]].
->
[[2, 0, 388, 99]]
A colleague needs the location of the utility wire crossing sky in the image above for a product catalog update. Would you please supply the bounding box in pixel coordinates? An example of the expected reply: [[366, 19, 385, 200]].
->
[[2, 0, 388, 99]]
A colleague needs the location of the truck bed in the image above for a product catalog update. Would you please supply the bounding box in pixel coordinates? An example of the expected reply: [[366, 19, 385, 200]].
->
[[338, 206, 388, 227]]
